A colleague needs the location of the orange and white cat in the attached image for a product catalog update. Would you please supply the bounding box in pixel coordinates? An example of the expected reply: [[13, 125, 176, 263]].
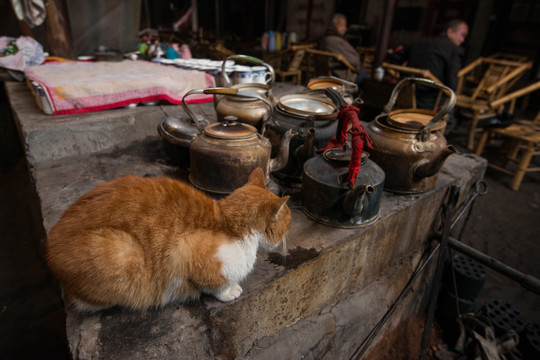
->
[[45, 168, 290, 312]]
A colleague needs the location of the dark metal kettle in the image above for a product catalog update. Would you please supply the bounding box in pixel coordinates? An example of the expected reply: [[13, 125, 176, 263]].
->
[[301, 88, 385, 228]]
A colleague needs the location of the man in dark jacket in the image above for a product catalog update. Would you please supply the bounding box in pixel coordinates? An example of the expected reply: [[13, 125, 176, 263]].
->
[[407, 19, 469, 132], [320, 13, 366, 85]]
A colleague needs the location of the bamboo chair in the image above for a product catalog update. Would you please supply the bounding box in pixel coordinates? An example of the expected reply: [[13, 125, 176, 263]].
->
[[357, 46, 376, 72], [264, 44, 315, 84], [455, 57, 532, 149], [474, 80, 540, 190], [274, 49, 305, 84], [484, 54, 533, 111], [381, 62, 446, 112], [486, 52, 529, 64], [302, 48, 359, 82]]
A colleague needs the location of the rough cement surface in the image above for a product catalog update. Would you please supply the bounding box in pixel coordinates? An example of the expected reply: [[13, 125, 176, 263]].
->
[[6, 81, 487, 359], [440, 152, 487, 207], [66, 305, 213, 360], [244, 312, 336, 359], [6, 81, 305, 164], [51, 175, 452, 359], [59, 241, 434, 360]]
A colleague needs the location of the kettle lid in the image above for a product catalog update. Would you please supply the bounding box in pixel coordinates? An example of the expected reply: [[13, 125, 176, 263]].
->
[[387, 108, 446, 131], [161, 115, 207, 140], [278, 94, 337, 120], [204, 116, 258, 139]]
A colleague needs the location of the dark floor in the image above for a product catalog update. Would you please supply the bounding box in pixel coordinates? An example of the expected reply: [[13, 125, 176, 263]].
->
[[446, 122, 540, 322], [1, 84, 539, 358]]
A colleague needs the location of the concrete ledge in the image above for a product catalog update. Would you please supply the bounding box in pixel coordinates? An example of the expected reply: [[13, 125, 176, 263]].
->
[[35, 151, 461, 359], [6, 81, 305, 164], [6, 80, 487, 359]]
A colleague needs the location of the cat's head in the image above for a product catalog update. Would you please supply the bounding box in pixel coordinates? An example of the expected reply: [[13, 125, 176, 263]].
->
[[247, 168, 291, 250], [222, 168, 291, 250]]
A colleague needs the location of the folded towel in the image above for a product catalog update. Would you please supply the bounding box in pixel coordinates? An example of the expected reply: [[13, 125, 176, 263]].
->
[[24, 60, 215, 115]]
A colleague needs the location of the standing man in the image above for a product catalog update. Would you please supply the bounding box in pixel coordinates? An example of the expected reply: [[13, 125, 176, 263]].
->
[[407, 19, 469, 132], [320, 13, 366, 85]]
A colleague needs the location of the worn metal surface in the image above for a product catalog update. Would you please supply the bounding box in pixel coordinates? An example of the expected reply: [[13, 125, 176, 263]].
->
[[367, 115, 455, 194], [302, 150, 385, 228]]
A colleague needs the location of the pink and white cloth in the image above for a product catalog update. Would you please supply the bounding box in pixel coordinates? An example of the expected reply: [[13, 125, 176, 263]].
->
[[24, 60, 215, 115]]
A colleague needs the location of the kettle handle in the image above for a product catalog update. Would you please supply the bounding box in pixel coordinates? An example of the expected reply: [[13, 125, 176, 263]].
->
[[221, 54, 276, 87], [382, 77, 456, 132], [181, 87, 274, 134]]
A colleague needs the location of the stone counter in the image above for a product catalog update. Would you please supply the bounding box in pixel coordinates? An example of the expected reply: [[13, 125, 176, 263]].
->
[[7, 80, 487, 359]]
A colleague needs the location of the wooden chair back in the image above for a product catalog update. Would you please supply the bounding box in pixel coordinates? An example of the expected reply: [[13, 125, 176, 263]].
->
[[490, 80, 540, 125], [288, 49, 306, 72], [303, 48, 358, 81], [357, 46, 375, 71], [457, 57, 532, 102], [381, 62, 446, 111], [486, 52, 529, 64], [490, 80, 540, 110]]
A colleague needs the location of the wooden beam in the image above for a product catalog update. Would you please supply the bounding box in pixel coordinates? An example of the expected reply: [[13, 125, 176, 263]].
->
[[45, 0, 75, 59], [373, 0, 396, 70]]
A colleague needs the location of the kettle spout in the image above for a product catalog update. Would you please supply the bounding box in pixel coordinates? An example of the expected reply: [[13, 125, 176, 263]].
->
[[295, 127, 316, 164], [341, 184, 375, 216], [413, 145, 457, 179], [270, 129, 296, 173]]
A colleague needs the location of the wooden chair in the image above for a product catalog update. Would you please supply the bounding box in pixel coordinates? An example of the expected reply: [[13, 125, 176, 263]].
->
[[486, 52, 529, 64], [474, 80, 540, 190], [275, 49, 305, 84], [455, 57, 532, 149], [302, 48, 359, 82], [357, 46, 376, 72], [381, 62, 445, 111], [265, 44, 315, 84], [484, 54, 533, 112]]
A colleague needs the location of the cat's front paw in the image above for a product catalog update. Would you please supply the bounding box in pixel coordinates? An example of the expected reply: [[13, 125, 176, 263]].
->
[[215, 284, 243, 302]]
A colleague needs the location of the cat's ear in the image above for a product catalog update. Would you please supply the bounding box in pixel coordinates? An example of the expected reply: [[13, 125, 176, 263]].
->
[[247, 167, 266, 188], [270, 195, 290, 221]]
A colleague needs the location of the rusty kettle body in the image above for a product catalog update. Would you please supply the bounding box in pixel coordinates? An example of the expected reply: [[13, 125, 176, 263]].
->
[[214, 55, 276, 131], [366, 77, 457, 194], [183, 88, 294, 194]]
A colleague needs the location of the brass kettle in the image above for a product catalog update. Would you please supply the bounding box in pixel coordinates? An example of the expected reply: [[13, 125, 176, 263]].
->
[[366, 77, 457, 194], [214, 54, 277, 131], [183, 87, 294, 194]]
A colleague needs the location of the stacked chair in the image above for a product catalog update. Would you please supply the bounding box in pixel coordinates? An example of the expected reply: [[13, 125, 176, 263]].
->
[[455, 56, 532, 149]]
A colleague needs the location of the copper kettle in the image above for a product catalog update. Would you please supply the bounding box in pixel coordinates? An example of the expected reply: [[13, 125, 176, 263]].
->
[[214, 55, 276, 131], [183, 87, 295, 194], [366, 77, 457, 194]]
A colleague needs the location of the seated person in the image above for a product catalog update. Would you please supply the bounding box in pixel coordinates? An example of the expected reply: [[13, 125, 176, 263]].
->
[[319, 13, 366, 86], [407, 19, 469, 133]]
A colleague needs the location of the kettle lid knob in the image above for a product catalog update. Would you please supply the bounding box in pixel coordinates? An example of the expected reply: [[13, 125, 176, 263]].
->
[[224, 115, 239, 126]]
